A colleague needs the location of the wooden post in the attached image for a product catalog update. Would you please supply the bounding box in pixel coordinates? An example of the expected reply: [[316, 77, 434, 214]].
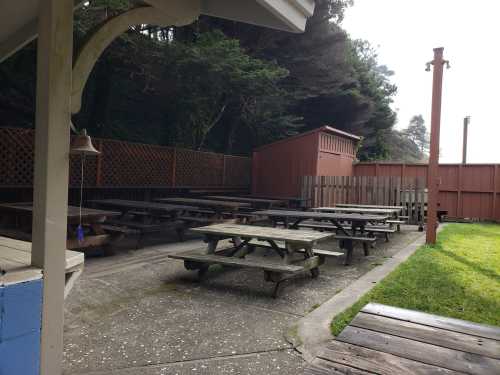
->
[[31, 1, 74, 374], [493, 165, 498, 221], [95, 139, 103, 186], [426, 47, 448, 244], [172, 147, 177, 187], [457, 164, 463, 218], [222, 155, 227, 187]]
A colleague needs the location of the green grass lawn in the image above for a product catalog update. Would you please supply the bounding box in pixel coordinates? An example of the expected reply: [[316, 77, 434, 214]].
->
[[331, 223, 500, 336]]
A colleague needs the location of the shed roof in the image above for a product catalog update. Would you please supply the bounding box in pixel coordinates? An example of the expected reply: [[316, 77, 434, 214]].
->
[[254, 126, 361, 152]]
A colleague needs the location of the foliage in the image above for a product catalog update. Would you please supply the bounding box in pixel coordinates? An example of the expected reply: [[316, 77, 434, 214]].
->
[[402, 114, 430, 153], [0, 0, 416, 158], [331, 223, 500, 336], [164, 31, 291, 150]]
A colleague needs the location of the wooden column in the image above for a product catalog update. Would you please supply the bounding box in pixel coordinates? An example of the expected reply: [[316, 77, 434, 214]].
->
[[31, 1, 74, 374], [426, 48, 447, 244]]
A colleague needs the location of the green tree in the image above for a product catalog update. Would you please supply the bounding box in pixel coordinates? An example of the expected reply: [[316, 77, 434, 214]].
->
[[402, 115, 429, 153]]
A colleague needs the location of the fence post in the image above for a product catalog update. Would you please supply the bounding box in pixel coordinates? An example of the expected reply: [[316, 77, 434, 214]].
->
[[95, 139, 103, 187], [171, 148, 176, 187], [457, 164, 463, 218], [493, 165, 498, 221], [222, 155, 226, 187]]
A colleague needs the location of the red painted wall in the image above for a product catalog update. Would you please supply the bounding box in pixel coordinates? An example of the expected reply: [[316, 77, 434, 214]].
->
[[353, 162, 500, 221], [252, 127, 359, 197]]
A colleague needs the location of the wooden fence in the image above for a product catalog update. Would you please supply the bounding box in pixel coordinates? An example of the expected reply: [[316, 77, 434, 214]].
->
[[354, 162, 500, 222], [301, 175, 427, 224], [0, 127, 251, 189]]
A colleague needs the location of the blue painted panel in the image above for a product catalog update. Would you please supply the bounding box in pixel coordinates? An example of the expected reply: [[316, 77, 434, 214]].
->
[[0, 279, 43, 341], [0, 330, 40, 375], [0, 279, 43, 375]]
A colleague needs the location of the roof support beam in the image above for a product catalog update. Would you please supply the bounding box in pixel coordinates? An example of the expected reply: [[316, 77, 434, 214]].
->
[[31, 0, 74, 374]]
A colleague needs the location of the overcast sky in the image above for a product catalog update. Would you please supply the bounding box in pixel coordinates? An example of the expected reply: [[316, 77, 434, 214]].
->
[[342, 0, 500, 163]]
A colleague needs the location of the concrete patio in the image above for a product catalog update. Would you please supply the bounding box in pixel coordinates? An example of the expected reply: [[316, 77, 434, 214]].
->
[[63, 226, 424, 374]]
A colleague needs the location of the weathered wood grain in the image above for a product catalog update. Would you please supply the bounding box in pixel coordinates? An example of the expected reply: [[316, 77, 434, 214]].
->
[[351, 312, 500, 359], [169, 251, 304, 273], [191, 223, 334, 244], [318, 340, 462, 375], [337, 326, 500, 375], [256, 209, 388, 222], [362, 303, 500, 341], [304, 357, 375, 375]]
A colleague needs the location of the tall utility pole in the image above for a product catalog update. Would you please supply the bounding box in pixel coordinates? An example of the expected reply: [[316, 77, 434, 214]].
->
[[462, 116, 470, 164], [426, 47, 449, 245]]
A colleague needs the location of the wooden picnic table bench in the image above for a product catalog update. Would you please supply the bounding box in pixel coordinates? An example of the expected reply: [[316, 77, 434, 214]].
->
[[204, 195, 287, 209], [0, 236, 84, 298], [169, 223, 334, 297], [90, 199, 198, 244], [155, 197, 250, 216], [0, 202, 122, 251], [314, 206, 401, 217], [336, 203, 404, 210], [88, 199, 193, 217], [256, 210, 388, 265], [247, 195, 311, 209]]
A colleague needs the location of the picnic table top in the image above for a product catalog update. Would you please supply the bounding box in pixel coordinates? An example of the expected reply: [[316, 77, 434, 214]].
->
[[0, 202, 121, 222], [336, 203, 404, 210], [0, 236, 84, 286], [155, 197, 250, 210], [248, 195, 310, 202], [314, 206, 400, 215], [89, 199, 194, 212], [305, 302, 500, 375], [204, 195, 287, 205], [255, 209, 389, 222], [191, 223, 334, 244]]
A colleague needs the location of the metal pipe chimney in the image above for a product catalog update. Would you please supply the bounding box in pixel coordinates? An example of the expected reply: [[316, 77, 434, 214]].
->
[[462, 116, 470, 164]]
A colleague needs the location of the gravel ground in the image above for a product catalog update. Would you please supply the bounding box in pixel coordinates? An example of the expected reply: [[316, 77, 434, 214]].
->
[[63, 225, 423, 375]]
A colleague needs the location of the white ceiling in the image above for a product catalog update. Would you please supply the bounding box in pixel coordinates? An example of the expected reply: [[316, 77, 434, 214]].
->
[[0, 0, 314, 63]]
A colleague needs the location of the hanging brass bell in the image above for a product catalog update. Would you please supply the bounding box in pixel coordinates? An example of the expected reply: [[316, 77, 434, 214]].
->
[[70, 129, 100, 155]]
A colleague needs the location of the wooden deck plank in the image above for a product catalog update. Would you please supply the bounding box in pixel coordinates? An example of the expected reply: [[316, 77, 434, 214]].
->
[[336, 326, 500, 375], [304, 357, 375, 375], [351, 312, 500, 359], [362, 303, 500, 341], [318, 340, 463, 375]]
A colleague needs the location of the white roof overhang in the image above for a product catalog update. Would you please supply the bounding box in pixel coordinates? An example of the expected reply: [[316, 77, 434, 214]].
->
[[0, 0, 314, 63]]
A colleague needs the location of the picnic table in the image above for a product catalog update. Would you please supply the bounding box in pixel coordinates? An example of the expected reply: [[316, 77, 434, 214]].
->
[[204, 195, 287, 209], [336, 203, 404, 210], [247, 195, 310, 209], [0, 236, 84, 298], [89, 199, 193, 217], [314, 206, 401, 217], [0, 202, 121, 250], [256, 210, 389, 265], [155, 197, 250, 216], [169, 223, 334, 297]]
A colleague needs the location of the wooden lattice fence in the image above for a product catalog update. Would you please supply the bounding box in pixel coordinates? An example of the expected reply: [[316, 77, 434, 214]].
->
[[0, 127, 251, 188], [301, 175, 427, 224]]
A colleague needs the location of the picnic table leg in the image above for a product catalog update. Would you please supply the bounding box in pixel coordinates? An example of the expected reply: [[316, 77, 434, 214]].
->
[[342, 239, 354, 265]]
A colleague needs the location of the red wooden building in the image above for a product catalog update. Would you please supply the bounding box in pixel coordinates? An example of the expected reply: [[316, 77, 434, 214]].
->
[[252, 126, 361, 197]]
